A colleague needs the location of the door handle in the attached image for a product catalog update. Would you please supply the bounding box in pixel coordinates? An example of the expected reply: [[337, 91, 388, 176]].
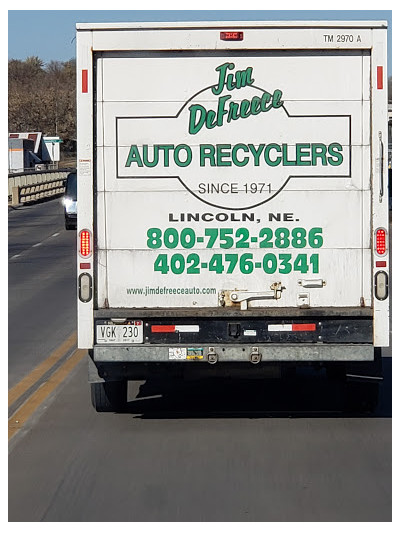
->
[[379, 131, 384, 203]]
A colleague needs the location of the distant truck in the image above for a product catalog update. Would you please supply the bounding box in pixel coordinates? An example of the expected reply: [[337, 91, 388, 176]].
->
[[8, 132, 61, 173], [76, 21, 389, 412]]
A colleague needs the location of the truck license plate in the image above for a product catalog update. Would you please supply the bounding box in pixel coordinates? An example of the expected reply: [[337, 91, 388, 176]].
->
[[96, 322, 143, 344]]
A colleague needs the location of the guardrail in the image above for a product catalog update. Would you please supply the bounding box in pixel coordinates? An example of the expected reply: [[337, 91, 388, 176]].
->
[[8, 168, 76, 206]]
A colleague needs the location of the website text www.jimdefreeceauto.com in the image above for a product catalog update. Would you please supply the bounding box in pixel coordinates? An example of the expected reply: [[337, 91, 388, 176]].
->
[[126, 286, 217, 296]]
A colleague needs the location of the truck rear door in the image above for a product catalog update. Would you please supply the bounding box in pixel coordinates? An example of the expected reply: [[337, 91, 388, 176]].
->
[[94, 48, 370, 312]]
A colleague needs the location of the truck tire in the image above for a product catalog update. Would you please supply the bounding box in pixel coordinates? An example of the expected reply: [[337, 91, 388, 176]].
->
[[91, 381, 127, 412]]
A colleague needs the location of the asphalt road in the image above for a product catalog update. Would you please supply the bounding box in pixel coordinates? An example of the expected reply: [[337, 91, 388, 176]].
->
[[8, 198, 77, 388], [8, 198, 392, 522]]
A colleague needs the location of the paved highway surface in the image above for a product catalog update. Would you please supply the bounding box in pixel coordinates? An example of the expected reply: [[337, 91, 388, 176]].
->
[[8, 198, 392, 521], [8, 198, 77, 388]]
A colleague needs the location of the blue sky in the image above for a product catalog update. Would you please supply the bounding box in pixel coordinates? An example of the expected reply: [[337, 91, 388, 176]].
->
[[8, 9, 392, 75]]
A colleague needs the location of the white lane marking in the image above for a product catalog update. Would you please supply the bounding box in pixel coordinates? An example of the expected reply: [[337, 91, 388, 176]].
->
[[10, 231, 61, 260]]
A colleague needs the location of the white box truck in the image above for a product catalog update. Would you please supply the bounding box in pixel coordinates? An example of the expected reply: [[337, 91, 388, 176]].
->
[[76, 21, 389, 412]]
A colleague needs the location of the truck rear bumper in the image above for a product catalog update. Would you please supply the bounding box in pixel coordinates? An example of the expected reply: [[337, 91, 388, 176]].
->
[[93, 343, 374, 363]]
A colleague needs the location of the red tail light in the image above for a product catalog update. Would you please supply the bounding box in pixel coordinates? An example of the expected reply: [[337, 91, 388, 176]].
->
[[79, 229, 92, 258], [375, 228, 387, 256]]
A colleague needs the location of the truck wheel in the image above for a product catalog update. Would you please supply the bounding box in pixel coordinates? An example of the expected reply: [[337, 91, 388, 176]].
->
[[344, 381, 380, 414], [91, 381, 127, 412]]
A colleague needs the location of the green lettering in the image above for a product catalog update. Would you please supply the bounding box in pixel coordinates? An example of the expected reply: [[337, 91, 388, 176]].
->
[[200, 145, 216, 167], [125, 145, 143, 167], [250, 96, 262, 115], [226, 73, 236, 91], [227, 100, 240, 122], [189, 104, 207, 134], [260, 91, 273, 112], [216, 95, 231, 126], [272, 89, 284, 108], [216, 144, 232, 167], [235, 67, 255, 89], [312, 144, 328, 166], [239, 99, 251, 119], [143, 145, 159, 168], [327, 143, 343, 166], [174, 145, 192, 167], [232, 144, 249, 167], [248, 144, 265, 166], [264, 144, 282, 167], [282, 144, 296, 166], [158, 145, 174, 166], [205, 109, 218, 129], [212, 62, 235, 96], [296, 144, 311, 166]]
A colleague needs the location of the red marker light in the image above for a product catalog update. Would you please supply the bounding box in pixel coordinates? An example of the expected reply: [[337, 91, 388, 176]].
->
[[375, 228, 387, 256], [220, 31, 244, 41], [377, 66, 383, 90], [79, 229, 92, 258], [82, 70, 88, 93]]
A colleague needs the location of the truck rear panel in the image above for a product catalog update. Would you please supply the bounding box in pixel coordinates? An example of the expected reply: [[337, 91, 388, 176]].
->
[[76, 22, 389, 364]]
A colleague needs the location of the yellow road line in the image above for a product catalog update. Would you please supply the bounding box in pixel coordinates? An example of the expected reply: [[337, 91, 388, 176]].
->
[[8, 348, 86, 440], [8, 332, 77, 407]]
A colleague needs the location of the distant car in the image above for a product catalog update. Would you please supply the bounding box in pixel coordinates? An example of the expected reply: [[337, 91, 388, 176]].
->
[[63, 172, 77, 230]]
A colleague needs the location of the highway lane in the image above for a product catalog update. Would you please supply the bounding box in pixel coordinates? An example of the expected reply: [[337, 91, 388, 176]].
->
[[8, 198, 77, 388], [8, 199, 392, 521], [8, 365, 392, 521]]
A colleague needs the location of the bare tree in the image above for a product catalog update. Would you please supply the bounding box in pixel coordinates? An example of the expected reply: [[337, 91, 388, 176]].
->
[[8, 57, 76, 156]]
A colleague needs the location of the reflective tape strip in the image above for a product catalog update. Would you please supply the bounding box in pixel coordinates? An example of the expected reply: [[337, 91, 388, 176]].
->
[[175, 325, 199, 333], [268, 324, 316, 332], [151, 325, 199, 333], [152, 325, 175, 333], [292, 324, 316, 332], [268, 325, 292, 332]]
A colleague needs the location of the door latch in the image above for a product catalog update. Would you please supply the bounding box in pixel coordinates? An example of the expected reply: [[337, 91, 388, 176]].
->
[[219, 282, 286, 310]]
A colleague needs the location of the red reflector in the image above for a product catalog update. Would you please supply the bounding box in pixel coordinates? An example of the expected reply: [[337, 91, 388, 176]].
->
[[376, 228, 387, 255], [79, 230, 91, 258], [292, 324, 316, 332], [220, 31, 243, 41], [80, 262, 91, 269], [151, 325, 176, 333], [82, 69, 88, 93], [376, 261, 387, 267], [377, 66, 383, 89]]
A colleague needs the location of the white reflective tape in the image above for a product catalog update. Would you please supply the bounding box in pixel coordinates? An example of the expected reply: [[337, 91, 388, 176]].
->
[[268, 324, 292, 332], [175, 325, 199, 333]]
